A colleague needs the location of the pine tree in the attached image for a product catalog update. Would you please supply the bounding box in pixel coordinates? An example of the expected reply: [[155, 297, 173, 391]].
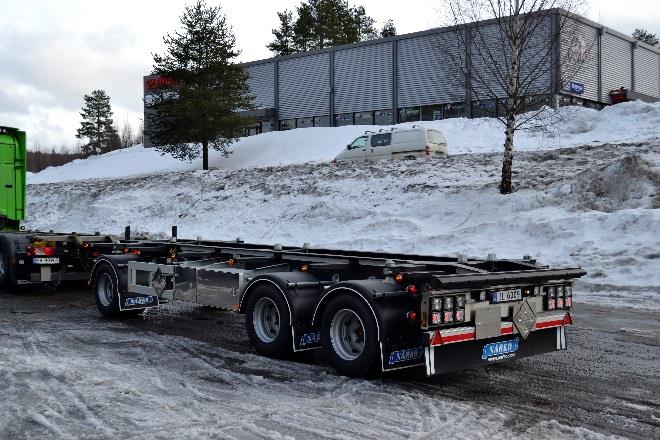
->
[[146, 1, 255, 170], [268, 10, 296, 56], [268, 0, 388, 54], [632, 28, 659, 46], [351, 6, 377, 41], [381, 19, 396, 37], [75, 90, 119, 156], [293, 3, 316, 51]]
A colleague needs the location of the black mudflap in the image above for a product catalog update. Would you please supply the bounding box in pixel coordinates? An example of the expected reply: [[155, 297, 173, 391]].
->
[[426, 327, 566, 376], [118, 291, 160, 311], [381, 338, 427, 371]]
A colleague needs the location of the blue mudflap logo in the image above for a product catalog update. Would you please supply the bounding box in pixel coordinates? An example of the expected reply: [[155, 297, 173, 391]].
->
[[124, 296, 155, 307], [482, 338, 519, 361], [300, 332, 321, 346], [389, 347, 424, 365]]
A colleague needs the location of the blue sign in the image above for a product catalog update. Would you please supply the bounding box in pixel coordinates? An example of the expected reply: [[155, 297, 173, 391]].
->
[[482, 338, 519, 360], [389, 347, 424, 365], [569, 81, 584, 95]]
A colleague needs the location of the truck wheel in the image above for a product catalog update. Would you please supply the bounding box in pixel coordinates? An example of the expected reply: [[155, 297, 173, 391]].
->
[[321, 294, 379, 378], [0, 246, 9, 287], [93, 264, 142, 319], [245, 284, 292, 357]]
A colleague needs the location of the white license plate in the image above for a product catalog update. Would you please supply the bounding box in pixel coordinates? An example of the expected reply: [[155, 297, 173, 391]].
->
[[492, 289, 522, 303], [32, 257, 60, 265]]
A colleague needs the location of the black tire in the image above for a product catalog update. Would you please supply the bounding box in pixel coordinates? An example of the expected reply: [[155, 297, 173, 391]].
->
[[321, 294, 379, 378], [245, 284, 292, 357], [93, 263, 142, 319], [0, 245, 9, 288]]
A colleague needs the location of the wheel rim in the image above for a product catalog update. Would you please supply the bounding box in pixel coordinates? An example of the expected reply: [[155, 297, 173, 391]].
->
[[330, 309, 366, 361], [253, 297, 281, 343], [97, 273, 114, 307]]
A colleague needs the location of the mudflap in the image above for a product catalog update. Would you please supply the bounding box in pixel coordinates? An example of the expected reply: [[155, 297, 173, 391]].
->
[[381, 338, 427, 372], [118, 291, 160, 311], [292, 323, 322, 352], [426, 326, 567, 376]]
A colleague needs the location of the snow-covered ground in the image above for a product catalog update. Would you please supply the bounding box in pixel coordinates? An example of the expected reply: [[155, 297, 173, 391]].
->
[[26, 141, 660, 311], [11, 102, 660, 439], [29, 101, 660, 184]]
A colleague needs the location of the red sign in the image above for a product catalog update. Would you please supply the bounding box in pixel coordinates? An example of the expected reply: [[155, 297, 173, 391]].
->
[[144, 76, 175, 91]]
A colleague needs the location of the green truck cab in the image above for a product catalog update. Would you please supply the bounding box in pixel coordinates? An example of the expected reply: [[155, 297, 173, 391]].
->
[[0, 126, 26, 230]]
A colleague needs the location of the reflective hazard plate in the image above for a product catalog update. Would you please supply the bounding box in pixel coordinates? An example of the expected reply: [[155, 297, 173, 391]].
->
[[482, 338, 519, 361], [492, 289, 522, 303], [32, 257, 60, 265]]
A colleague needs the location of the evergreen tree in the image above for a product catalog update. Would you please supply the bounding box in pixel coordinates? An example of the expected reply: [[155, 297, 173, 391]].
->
[[75, 90, 119, 156], [632, 28, 659, 46], [267, 0, 390, 55], [351, 6, 378, 41], [146, 1, 255, 170], [293, 3, 316, 51], [267, 10, 296, 56], [381, 19, 396, 37]]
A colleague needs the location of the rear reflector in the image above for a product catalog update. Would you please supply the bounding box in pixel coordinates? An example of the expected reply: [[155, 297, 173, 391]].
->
[[563, 312, 573, 326]]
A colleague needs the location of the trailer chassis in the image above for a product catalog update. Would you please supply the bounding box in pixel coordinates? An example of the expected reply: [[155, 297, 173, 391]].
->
[[87, 228, 585, 378]]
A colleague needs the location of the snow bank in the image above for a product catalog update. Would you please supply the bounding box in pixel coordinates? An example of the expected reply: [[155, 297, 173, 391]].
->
[[29, 100, 660, 184], [25, 142, 660, 311]]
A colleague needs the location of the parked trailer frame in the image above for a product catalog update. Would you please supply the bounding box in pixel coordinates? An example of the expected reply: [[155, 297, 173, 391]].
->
[[88, 228, 585, 377]]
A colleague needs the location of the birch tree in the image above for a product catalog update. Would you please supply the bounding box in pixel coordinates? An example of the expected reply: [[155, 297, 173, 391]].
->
[[438, 0, 590, 194]]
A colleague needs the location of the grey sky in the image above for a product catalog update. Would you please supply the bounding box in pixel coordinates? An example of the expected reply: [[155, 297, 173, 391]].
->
[[1, 0, 658, 149]]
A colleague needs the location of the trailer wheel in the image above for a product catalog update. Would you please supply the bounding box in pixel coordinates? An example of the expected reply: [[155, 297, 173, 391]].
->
[[0, 246, 9, 287], [245, 284, 292, 357], [321, 294, 379, 377], [93, 264, 142, 319]]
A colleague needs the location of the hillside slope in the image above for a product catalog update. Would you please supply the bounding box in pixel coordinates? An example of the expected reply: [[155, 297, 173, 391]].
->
[[26, 141, 660, 310]]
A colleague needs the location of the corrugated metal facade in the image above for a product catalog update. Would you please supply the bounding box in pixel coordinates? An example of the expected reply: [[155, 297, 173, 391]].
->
[[278, 53, 330, 119], [245, 62, 275, 108], [145, 9, 660, 142], [334, 42, 393, 114], [635, 46, 660, 98], [561, 18, 599, 102], [601, 32, 632, 101], [471, 23, 509, 99], [397, 31, 465, 107]]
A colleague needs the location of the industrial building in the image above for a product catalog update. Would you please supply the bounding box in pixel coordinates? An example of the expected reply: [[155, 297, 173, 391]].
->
[[144, 8, 660, 144]]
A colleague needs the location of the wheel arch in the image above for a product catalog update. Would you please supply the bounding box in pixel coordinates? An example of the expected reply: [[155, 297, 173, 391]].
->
[[311, 283, 384, 341]]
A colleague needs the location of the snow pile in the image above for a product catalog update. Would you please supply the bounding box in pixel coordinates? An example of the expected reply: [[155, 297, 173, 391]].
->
[[29, 100, 660, 184], [25, 142, 660, 311]]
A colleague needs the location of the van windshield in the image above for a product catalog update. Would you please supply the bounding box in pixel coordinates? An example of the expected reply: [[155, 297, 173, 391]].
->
[[427, 130, 446, 145], [348, 136, 368, 149]]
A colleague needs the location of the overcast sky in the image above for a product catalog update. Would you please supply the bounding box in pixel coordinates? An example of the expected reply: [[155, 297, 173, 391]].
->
[[1, 0, 658, 150]]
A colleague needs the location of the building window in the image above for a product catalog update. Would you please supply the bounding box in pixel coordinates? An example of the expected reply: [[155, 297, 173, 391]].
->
[[354, 111, 373, 125], [399, 107, 420, 123], [279, 119, 295, 130], [525, 95, 550, 112], [471, 100, 497, 118], [297, 117, 314, 128], [335, 113, 353, 126], [374, 110, 393, 125], [421, 105, 444, 121], [314, 115, 331, 127], [443, 102, 465, 119], [262, 121, 274, 133]]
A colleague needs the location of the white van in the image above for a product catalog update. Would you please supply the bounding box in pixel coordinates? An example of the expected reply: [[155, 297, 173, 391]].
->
[[334, 127, 448, 162]]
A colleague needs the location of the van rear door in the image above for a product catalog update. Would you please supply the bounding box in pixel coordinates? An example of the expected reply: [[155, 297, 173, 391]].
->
[[426, 129, 448, 155]]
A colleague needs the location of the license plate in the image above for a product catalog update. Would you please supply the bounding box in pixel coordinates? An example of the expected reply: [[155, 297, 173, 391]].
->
[[482, 338, 519, 360], [32, 257, 60, 265], [492, 288, 522, 303]]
